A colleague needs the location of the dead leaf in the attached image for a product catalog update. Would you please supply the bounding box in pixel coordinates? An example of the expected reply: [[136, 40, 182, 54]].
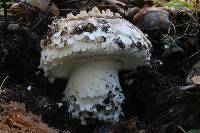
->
[[7, 112, 59, 133], [8, 0, 60, 17], [191, 76, 200, 85]]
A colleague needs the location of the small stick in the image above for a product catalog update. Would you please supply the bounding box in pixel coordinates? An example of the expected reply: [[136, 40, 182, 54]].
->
[[179, 84, 198, 91], [171, 50, 200, 69], [177, 125, 187, 133], [0, 76, 9, 93]]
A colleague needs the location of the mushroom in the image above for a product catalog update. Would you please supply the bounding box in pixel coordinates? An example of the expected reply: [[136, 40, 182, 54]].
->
[[39, 7, 152, 124]]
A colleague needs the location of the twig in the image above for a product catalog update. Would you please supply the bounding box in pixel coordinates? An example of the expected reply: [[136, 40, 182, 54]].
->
[[106, 0, 126, 6], [57, 0, 80, 6], [175, 24, 199, 40], [177, 125, 187, 133], [179, 84, 199, 91], [0, 76, 9, 94], [173, 50, 200, 67]]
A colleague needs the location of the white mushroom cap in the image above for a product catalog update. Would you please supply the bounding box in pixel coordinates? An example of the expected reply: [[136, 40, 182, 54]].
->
[[40, 8, 151, 79]]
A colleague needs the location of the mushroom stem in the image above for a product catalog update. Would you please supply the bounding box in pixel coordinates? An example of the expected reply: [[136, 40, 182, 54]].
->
[[63, 59, 125, 124]]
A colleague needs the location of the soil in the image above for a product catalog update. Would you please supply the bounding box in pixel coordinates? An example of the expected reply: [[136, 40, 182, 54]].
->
[[0, 2, 200, 133]]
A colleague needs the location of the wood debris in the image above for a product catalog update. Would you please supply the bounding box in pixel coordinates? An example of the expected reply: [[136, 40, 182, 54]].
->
[[7, 112, 59, 133]]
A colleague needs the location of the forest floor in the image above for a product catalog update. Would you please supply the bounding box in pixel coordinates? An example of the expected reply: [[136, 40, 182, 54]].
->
[[0, 1, 200, 133]]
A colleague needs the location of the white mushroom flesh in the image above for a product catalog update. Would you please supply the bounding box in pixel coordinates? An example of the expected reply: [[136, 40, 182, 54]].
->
[[64, 59, 124, 124]]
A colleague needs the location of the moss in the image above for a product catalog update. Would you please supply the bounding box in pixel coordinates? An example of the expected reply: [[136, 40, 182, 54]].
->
[[164, 0, 194, 10]]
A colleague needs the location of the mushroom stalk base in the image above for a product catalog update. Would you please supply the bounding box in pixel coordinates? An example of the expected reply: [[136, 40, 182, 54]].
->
[[63, 60, 125, 124]]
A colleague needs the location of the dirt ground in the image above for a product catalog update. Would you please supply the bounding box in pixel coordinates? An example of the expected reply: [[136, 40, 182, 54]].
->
[[0, 1, 200, 133]]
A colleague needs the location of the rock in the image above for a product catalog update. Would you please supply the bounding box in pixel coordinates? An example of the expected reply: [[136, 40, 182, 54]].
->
[[7, 24, 20, 30], [135, 7, 171, 32]]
